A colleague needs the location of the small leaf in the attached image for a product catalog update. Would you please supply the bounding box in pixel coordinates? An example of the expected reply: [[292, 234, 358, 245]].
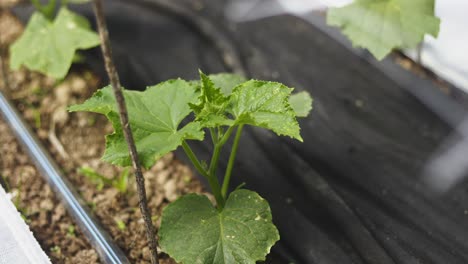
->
[[230, 80, 302, 141], [115, 219, 126, 231], [10, 7, 100, 79], [190, 71, 232, 127], [159, 189, 280, 264], [289, 91, 313, 117], [69, 79, 204, 168], [189, 72, 245, 127], [327, 0, 440, 60]]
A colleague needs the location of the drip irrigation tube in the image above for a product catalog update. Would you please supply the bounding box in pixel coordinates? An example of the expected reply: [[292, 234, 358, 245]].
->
[[0, 90, 130, 264]]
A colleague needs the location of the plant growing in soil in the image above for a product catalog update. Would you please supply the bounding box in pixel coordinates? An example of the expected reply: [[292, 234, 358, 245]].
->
[[9, 0, 100, 79], [70, 71, 312, 263], [78, 166, 130, 193]]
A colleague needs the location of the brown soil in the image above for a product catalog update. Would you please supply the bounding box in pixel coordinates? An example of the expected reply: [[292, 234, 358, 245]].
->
[[0, 8, 206, 264]]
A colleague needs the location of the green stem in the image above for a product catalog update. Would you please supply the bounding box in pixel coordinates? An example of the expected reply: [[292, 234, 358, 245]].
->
[[209, 128, 217, 145], [208, 125, 235, 179], [221, 125, 244, 198], [218, 125, 236, 146], [182, 141, 209, 179], [183, 141, 224, 209], [206, 126, 236, 209], [208, 143, 225, 208]]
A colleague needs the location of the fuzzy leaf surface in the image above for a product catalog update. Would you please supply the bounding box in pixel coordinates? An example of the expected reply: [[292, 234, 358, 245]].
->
[[10, 7, 100, 79], [289, 91, 313, 117], [327, 0, 440, 60], [159, 189, 279, 264], [69, 80, 204, 168]]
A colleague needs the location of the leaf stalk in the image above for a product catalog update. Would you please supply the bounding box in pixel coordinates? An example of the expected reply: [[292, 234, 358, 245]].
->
[[182, 141, 209, 178], [221, 125, 243, 198]]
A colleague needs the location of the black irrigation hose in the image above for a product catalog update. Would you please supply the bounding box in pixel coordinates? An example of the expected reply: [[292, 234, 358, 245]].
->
[[0, 89, 130, 264]]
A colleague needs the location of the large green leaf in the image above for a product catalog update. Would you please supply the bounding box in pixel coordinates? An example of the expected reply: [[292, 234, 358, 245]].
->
[[69, 79, 204, 168], [159, 189, 280, 264], [327, 0, 440, 60], [230, 80, 302, 141], [10, 7, 100, 79]]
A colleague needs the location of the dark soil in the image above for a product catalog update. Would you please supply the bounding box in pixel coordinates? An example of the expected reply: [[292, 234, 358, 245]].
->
[[0, 8, 206, 264]]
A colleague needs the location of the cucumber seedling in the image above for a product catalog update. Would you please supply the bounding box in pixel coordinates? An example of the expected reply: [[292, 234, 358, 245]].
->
[[70, 71, 313, 263]]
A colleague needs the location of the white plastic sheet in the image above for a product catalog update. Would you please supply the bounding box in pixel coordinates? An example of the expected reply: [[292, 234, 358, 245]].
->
[[0, 186, 51, 264]]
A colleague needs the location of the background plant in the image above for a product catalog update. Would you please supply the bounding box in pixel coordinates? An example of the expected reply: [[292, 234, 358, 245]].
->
[[70, 71, 312, 263], [327, 0, 440, 60], [9, 0, 99, 79], [78, 166, 130, 193]]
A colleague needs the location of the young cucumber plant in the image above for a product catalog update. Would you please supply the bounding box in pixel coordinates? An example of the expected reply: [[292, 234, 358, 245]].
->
[[10, 0, 99, 79], [69, 71, 313, 263], [78, 166, 130, 193], [327, 0, 440, 60]]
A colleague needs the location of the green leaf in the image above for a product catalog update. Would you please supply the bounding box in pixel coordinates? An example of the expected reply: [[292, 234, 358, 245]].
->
[[327, 0, 440, 60], [289, 91, 313, 117], [69, 79, 204, 168], [190, 74, 305, 141], [230, 80, 302, 141], [190, 72, 233, 127], [159, 189, 280, 264], [10, 7, 100, 79]]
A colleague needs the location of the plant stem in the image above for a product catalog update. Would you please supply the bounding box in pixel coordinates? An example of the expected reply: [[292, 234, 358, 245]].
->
[[218, 125, 236, 146], [221, 125, 243, 198], [181, 141, 209, 179], [183, 140, 224, 208], [208, 125, 236, 177], [205, 125, 236, 209], [91, 1, 159, 263], [208, 143, 224, 207], [209, 127, 217, 144]]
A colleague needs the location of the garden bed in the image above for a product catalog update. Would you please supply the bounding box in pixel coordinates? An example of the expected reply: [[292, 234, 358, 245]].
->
[[3, 0, 468, 263], [0, 9, 205, 264]]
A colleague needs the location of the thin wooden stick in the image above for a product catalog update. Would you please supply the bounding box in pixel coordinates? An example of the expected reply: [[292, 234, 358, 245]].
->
[[91, 1, 160, 263]]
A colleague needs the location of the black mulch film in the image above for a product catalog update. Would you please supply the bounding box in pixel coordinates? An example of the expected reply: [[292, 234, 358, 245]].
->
[[15, 0, 468, 263]]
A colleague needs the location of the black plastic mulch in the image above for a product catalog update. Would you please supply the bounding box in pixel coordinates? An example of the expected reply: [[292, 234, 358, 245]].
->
[[14, 0, 468, 263]]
